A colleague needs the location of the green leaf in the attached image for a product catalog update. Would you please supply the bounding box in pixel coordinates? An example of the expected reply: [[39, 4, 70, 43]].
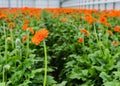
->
[[30, 69, 44, 78], [0, 82, 6, 86], [82, 70, 88, 76], [47, 75, 57, 85], [53, 81, 67, 86], [99, 72, 112, 82], [69, 71, 82, 80], [104, 81, 120, 86], [113, 71, 120, 79]]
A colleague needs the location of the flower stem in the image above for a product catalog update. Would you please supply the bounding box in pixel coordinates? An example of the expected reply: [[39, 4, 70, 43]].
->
[[43, 41, 47, 86], [5, 40, 8, 64], [10, 29, 14, 49], [3, 23, 7, 84], [82, 35, 85, 47], [106, 34, 108, 48], [93, 23, 104, 55], [4, 25, 7, 64], [93, 23, 99, 43], [26, 31, 29, 59], [2, 68, 5, 82]]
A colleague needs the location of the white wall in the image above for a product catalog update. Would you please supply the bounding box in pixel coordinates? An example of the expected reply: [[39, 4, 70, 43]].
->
[[0, 0, 59, 8]]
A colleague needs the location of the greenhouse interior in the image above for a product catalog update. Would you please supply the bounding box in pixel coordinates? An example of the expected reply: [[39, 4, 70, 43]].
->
[[0, 0, 120, 86]]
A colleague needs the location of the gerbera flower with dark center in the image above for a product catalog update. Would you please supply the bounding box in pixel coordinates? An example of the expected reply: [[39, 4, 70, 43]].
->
[[112, 41, 119, 46], [100, 16, 107, 24], [32, 29, 49, 45]]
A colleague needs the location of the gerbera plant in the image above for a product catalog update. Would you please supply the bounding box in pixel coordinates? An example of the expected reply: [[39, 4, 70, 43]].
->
[[1, 8, 120, 86], [32, 28, 49, 86]]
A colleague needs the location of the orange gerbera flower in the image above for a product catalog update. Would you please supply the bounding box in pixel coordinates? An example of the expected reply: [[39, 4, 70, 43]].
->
[[106, 30, 113, 35], [28, 27, 34, 34], [5, 18, 11, 22], [0, 14, 7, 19], [14, 14, 18, 20], [84, 14, 96, 24], [32, 29, 49, 45], [24, 19, 29, 24], [78, 38, 84, 43], [8, 37, 12, 41], [114, 26, 120, 32], [22, 24, 28, 30], [61, 18, 67, 22], [8, 22, 15, 29], [80, 28, 89, 36], [105, 23, 112, 27], [100, 16, 107, 24], [112, 41, 119, 46], [22, 35, 28, 43]]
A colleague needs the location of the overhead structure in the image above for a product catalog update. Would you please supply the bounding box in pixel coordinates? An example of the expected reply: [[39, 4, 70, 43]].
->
[[0, 0, 120, 10], [61, 0, 120, 10], [0, 0, 59, 8]]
